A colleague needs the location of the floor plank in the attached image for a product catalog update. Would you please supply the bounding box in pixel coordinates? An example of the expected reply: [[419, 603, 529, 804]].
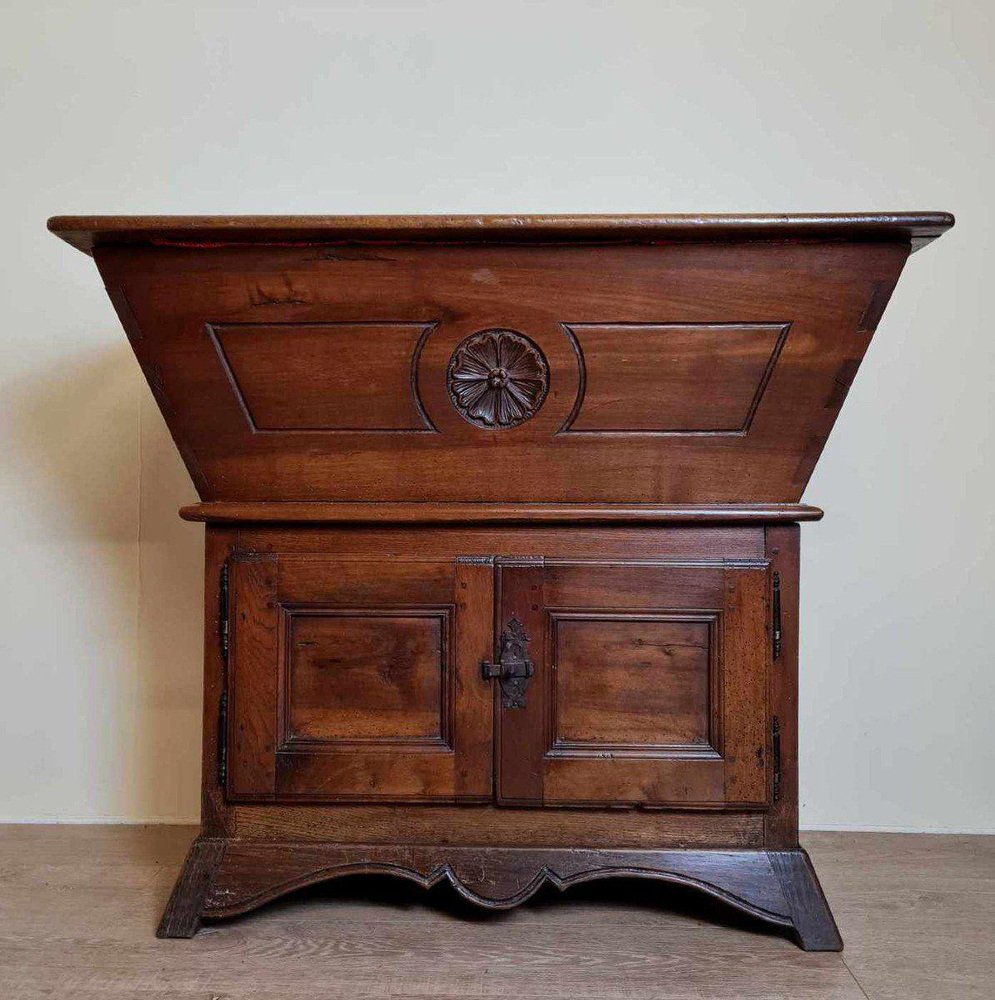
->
[[805, 832, 995, 1000], [0, 825, 991, 999]]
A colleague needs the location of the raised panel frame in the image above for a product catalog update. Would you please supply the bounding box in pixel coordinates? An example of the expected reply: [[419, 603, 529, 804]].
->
[[208, 321, 437, 433], [278, 606, 453, 751], [558, 321, 791, 436], [546, 609, 722, 760]]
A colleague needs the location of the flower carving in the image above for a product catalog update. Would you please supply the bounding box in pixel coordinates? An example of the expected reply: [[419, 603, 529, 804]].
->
[[446, 329, 549, 429]]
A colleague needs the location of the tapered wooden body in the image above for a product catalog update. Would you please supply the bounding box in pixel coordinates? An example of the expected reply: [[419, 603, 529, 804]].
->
[[51, 212, 953, 949]]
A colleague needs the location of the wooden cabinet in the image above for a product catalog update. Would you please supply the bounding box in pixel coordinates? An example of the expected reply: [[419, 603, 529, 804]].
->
[[50, 211, 953, 951]]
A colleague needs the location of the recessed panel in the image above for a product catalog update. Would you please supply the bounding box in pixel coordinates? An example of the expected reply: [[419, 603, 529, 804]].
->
[[285, 611, 448, 746], [562, 323, 789, 434], [212, 322, 435, 432], [551, 613, 716, 753]]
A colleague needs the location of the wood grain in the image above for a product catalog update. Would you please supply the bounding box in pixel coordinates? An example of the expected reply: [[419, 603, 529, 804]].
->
[[231, 803, 766, 847], [230, 554, 494, 803], [47, 211, 954, 254], [769, 850, 843, 951], [234, 524, 767, 558], [562, 322, 788, 433], [202, 843, 796, 924], [764, 525, 801, 846], [180, 501, 826, 523], [494, 559, 546, 806], [85, 238, 920, 503], [551, 615, 712, 746], [155, 837, 225, 938], [284, 612, 447, 743], [535, 560, 769, 808], [228, 554, 279, 797], [211, 321, 435, 432]]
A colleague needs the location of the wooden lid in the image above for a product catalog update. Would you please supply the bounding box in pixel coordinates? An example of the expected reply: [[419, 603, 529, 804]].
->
[[48, 212, 954, 256]]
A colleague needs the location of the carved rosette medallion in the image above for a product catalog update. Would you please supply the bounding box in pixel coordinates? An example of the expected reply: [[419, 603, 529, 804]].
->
[[446, 329, 549, 429]]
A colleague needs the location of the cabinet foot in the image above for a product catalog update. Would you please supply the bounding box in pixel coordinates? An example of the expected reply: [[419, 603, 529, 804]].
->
[[768, 849, 844, 951], [156, 838, 226, 939], [153, 841, 843, 950]]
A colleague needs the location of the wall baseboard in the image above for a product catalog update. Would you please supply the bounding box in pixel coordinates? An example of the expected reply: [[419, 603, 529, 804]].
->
[[0, 815, 200, 825], [800, 823, 995, 835]]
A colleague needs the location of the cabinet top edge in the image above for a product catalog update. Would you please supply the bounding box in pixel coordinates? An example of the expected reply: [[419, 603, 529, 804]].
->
[[179, 502, 825, 525], [47, 212, 954, 256]]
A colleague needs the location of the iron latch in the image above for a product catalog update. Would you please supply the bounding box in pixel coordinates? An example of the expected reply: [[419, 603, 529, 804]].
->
[[482, 614, 534, 709]]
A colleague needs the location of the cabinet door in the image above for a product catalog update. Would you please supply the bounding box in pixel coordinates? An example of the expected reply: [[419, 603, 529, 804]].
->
[[494, 559, 771, 808], [226, 555, 493, 802]]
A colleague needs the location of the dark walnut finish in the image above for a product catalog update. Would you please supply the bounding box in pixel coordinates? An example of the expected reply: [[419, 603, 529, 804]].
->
[[51, 212, 952, 949]]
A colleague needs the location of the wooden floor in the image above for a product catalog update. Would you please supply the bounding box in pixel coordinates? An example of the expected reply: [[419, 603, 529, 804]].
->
[[1, 826, 992, 999]]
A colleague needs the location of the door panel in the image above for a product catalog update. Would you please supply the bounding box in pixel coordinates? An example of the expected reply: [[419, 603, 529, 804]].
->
[[284, 610, 449, 745], [551, 613, 714, 749], [495, 559, 770, 808], [227, 554, 493, 802]]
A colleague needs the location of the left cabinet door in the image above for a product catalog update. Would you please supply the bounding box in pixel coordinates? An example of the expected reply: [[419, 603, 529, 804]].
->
[[225, 554, 494, 802]]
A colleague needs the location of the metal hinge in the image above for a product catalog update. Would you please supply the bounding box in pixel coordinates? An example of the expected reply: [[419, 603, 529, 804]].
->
[[772, 571, 782, 661], [219, 562, 230, 664], [217, 562, 230, 788], [217, 691, 228, 789], [772, 716, 782, 802]]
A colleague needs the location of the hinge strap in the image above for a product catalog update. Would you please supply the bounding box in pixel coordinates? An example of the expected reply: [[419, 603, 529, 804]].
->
[[217, 691, 228, 788], [772, 715, 782, 802], [219, 562, 230, 664], [217, 561, 230, 788], [772, 571, 782, 660]]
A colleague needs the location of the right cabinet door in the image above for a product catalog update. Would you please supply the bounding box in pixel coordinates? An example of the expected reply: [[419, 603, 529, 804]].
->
[[495, 558, 772, 808]]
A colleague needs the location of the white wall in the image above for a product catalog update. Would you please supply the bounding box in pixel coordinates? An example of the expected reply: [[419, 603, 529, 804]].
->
[[1, 0, 992, 831]]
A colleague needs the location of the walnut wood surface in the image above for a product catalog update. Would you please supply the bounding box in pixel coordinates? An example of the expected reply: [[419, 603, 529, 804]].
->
[[231, 803, 766, 847], [83, 237, 929, 503], [764, 525, 801, 846], [285, 612, 446, 742], [180, 502, 825, 523], [230, 554, 493, 803], [155, 838, 841, 950], [155, 837, 225, 939], [234, 524, 767, 558], [525, 560, 770, 808], [192, 510, 819, 946], [769, 850, 844, 952], [203, 843, 795, 921], [48, 211, 953, 254]]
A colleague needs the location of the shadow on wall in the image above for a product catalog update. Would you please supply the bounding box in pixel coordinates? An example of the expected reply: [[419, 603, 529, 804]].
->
[[5, 341, 204, 821], [135, 386, 204, 822], [9, 340, 140, 540]]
